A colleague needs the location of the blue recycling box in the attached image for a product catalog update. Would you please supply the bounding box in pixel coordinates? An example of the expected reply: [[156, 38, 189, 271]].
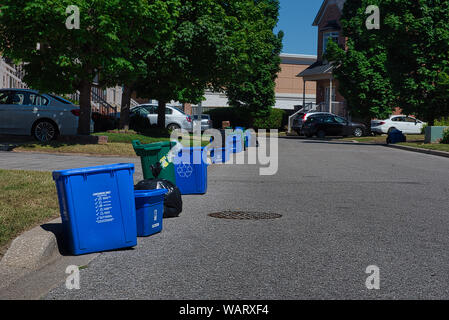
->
[[227, 133, 243, 153], [134, 190, 167, 237], [210, 147, 231, 164], [174, 147, 208, 195], [52, 163, 137, 255]]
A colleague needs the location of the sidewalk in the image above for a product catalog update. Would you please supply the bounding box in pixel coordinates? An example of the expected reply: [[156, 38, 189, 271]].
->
[[0, 151, 143, 180]]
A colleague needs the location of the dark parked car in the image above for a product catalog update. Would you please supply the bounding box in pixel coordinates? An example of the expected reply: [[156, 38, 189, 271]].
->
[[291, 111, 333, 136], [303, 114, 366, 138]]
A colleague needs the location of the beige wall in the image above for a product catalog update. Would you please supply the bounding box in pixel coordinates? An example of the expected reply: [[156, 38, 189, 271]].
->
[[275, 63, 316, 96]]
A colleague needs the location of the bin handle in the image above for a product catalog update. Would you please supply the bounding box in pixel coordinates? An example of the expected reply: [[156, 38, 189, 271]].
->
[[132, 140, 142, 148]]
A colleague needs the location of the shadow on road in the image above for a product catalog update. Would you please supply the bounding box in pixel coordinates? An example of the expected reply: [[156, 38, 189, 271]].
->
[[40, 222, 69, 256], [279, 135, 384, 146]]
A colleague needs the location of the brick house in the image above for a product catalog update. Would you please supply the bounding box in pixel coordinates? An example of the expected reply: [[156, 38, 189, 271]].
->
[[182, 53, 317, 115], [298, 0, 347, 117]]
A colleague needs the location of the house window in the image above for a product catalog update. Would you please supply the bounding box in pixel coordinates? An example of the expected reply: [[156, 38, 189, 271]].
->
[[323, 31, 339, 54]]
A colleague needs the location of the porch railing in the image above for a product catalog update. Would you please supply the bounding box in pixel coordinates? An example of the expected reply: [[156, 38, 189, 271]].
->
[[0, 58, 28, 89]]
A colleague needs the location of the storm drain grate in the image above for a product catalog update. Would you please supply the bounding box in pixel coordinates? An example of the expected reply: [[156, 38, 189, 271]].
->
[[208, 211, 282, 220]]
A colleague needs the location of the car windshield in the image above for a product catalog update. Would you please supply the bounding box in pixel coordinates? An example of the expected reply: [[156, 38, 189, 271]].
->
[[334, 116, 346, 124]]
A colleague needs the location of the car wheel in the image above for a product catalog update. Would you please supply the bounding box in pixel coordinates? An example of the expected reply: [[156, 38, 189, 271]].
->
[[33, 120, 58, 142], [295, 130, 302, 136], [317, 130, 326, 139], [353, 127, 364, 137], [167, 123, 181, 131], [388, 127, 396, 134]]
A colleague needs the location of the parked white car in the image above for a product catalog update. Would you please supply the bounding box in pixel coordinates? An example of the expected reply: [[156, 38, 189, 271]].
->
[[371, 115, 425, 135], [131, 104, 193, 132], [0, 89, 85, 142]]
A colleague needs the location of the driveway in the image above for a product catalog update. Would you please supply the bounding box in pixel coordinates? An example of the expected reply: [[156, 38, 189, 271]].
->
[[2, 138, 449, 299]]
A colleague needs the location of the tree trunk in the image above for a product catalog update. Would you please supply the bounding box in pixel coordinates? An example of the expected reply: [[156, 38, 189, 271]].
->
[[78, 80, 92, 135], [120, 85, 132, 130], [157, 100, 166, 128]]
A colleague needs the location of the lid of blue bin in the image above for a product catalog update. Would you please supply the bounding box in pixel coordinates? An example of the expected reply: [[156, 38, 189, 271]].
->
[[52, 163, 135, 180], [134, 189, 168, 198]]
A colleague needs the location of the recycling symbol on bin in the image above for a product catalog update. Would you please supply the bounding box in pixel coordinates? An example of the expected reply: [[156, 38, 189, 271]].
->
[[177, 163, 193, 178]]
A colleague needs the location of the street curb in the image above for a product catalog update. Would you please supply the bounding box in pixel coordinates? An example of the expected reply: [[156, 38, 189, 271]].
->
[[0, 144, 17, 151], [385, 144, 449, 158], [0, 218, 63, 272]]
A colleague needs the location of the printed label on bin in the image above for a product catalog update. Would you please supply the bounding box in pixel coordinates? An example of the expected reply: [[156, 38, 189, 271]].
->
[[93, 191, 114, 224], [160, 156, 170, 168]]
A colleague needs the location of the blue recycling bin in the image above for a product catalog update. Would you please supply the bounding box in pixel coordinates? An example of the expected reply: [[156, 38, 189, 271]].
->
[[244, 130, 255, 148], [210, 147, 231, 163], [134, 189, 167, 237], [174, 147, 208, 195], [52, 163, 137, 255], [227, 133, 243, 153]]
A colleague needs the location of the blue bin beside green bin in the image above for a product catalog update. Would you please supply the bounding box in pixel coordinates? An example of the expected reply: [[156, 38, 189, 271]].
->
[[52, 163, 137, 255], [210, 147, 231, 163], [134, 189, 167, 237], [174, 147, 208, 195]]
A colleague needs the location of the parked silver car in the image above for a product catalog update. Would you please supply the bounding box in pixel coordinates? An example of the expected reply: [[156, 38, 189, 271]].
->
[[0, 89, 83, 142], [131, 104, 193, 132], [192, 114, 212, 132]]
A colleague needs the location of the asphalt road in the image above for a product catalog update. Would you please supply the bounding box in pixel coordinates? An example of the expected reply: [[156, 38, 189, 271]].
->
[[4, 138, 449, 299]]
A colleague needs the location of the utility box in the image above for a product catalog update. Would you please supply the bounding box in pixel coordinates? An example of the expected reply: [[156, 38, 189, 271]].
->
[[425, 126, 449, 143]]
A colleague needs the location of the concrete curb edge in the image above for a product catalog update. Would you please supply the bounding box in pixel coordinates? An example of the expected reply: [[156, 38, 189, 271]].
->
[[0, 218, 63, 284], [385, 144, 449, 158]]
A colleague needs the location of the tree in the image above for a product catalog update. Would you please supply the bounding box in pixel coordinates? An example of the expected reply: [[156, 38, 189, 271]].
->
[[326, 0, 449, 125], [224, 0, 284, 121], [0, 0, 170, 134], [134, 0, 236, 128], [324, 0, 397, 123], [101, 1, 180, 130], [379, 0, 449, 125]]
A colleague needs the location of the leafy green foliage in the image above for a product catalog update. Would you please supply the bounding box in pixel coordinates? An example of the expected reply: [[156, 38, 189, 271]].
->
[[379, 0, 449, 124], [441, 129, 449, 144], [224, 0, 284, 119], [252, 108, 284, 130], [133, 0, 236, 127], [325, 0, 397, 122], [0, 0, 172, 134]]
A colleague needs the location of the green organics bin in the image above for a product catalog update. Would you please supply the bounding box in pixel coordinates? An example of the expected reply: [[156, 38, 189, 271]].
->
[[132, 140, 177, 184]]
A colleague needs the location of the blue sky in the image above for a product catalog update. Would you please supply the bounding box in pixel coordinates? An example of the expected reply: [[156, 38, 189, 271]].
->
[[275, 0, 323, 56]]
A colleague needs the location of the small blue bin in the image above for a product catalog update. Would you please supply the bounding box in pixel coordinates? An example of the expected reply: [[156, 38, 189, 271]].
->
[[210, 147, 231, 163], [174, 147, 208, 195], [52, 163, 137, 255], [245, 130, 255, 148], [227, 133, 243, 153], [134, 189, 167, 237]]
